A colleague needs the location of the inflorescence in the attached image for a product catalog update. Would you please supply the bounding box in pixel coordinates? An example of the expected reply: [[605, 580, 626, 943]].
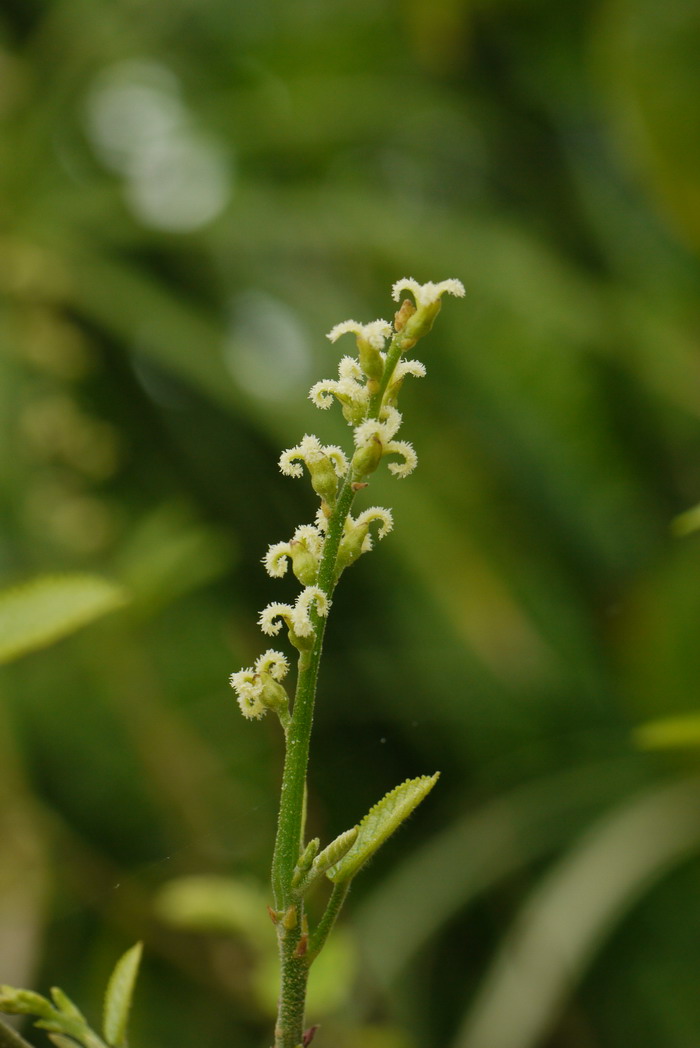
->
[[229, 277, 464, 723]]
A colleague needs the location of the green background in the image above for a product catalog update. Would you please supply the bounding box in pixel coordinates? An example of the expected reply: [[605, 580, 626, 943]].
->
[[2, 0, 700, 1045]]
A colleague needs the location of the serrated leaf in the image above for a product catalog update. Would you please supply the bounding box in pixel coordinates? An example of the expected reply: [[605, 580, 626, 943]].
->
[[0, 575, 126, 666], [102, 943, 142, 1048], [327, 774, 439, 884]]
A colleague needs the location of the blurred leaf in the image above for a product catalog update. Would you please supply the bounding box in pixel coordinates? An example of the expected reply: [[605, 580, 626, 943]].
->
[[102, 942, 142, 1048], [0, 575, 126, 666], [452, 776, 700, 1048], [155, 876, 271, 951], [634, 714, 700, 751]]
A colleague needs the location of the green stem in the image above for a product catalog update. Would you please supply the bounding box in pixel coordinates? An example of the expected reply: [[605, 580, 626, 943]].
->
[[369, 332, 411, 418], [270, 475, 357, 1048], [0, 1018, 35, 1048], [270, 476, 356, 910], [307, 881, 350, 963]]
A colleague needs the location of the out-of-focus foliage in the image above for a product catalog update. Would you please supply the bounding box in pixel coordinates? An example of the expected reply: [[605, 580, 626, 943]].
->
[[2, 0, 700, 1046]]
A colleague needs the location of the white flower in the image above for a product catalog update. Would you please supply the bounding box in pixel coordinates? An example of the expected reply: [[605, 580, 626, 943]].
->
[[326, 319, 393, 349], [309, 354, 370, 423], [392, 277, 465, 309], [229, 668, 266, 719], [353, 407, 417, 478], [255, 648, 289, 680], [279, 435, 349, 479], [292, 586, 330, 636], [258, 586, 330, 639], [229, 649, 290, 719]]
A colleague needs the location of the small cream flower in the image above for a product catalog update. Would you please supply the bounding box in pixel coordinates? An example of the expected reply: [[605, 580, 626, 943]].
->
[[279, 435, 348, 478], [352, 406, 417, 478], [229, 648, 290, 720], [391, 277, 465, 309], [259, 586, 330, 639], [326, 319, 393, 348], [263, 525, 324, 579]]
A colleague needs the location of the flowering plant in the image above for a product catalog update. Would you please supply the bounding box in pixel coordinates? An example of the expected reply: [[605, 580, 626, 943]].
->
[[0, 276, 463, 1048]]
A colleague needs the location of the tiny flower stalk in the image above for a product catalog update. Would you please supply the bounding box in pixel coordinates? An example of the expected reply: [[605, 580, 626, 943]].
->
[[228, 277, 464, 1048]]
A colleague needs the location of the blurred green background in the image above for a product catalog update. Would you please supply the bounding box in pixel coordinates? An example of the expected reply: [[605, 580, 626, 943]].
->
[[2, 0, 700, 1046]]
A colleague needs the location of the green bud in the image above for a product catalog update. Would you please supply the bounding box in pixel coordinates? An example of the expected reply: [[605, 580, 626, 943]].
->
[[289, 541, 318, 586], [400, 299, 442, 343], [357, 337, 384, 384], [291, 838, 320, 889], [260, 677, 289, 717], [308, 457, 338, 506], [337, 520, 369, 572], [0, 988, 53, 1018], [351, 435, 383, 479]]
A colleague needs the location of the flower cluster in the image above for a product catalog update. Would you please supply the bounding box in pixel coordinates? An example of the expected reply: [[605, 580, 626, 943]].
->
[[229, 649, 290, 721], [229, 277, 464, 728]]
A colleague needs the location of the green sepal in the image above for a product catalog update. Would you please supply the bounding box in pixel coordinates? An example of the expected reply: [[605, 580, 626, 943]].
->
[[102, 942, 142, 1048], [326, 774, 439, 884]]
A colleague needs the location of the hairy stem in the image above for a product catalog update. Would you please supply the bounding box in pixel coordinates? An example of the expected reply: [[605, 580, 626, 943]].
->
[[271, 475, 357, 1047], [308, 881, 350, 963]]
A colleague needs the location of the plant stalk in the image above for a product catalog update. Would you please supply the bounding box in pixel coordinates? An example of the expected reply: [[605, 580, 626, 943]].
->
[[270, 475, 357, 1047]]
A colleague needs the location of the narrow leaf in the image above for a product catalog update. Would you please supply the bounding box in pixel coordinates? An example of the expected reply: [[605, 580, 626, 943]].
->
[[47, 1036, 82, 1048], [327, 774, 439, 884], [102, 943, 142, 1048], [0, 576, 126, 666]]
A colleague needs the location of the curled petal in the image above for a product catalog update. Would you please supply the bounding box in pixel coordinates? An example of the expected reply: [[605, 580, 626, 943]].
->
[[279, 448, 304, 477], [391, 277, 465, 309], [255, 649, 289, 681], [386, 440, 417, 478], [308, 380, 336, 409], [264, 541, 292, 577], [394, 359, 426, 380], [292, 586, 330, 636], [325, 445, 349, 477], [356, 506, 394, 538], [327, 319, 392, 349], [338, 356, 363, 381], [229, 669, 266, 719], [293, 524, 325, 555], [259, 602, 294, 636]]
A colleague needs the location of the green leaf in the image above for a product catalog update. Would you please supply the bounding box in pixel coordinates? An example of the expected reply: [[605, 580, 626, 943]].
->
[[327, 774, 439, 884], [0, 575, 127, 666], [102, 943, 142, 1048], [47, 1036, 82, 1048]]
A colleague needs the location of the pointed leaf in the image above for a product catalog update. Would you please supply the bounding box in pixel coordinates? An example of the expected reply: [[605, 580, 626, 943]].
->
[[102, 943, 142, 1048], [327, 774, 439, 884], [47, 1036, 82, 1048], [0, 576, 126, 666]]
